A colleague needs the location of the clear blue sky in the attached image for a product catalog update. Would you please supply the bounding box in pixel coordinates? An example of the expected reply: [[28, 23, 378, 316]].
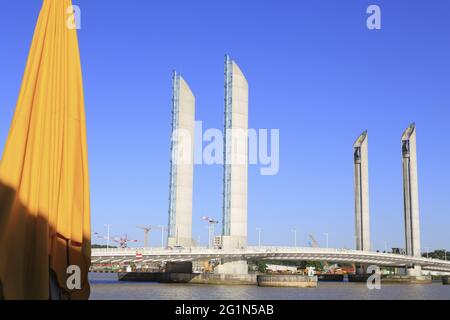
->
[[1, 0, 449, 251]]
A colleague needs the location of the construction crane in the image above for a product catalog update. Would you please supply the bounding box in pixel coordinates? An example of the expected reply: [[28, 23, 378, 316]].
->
[[308, 234, 319, 248], [308, 234, 330, 271], [137, 225, 152, 248], [112, 234, 138, 248], [201, 216, 219, 248], [94, 232, 138, 248]]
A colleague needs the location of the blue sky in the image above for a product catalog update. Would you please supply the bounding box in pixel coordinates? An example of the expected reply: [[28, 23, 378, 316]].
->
[[1, 0, 449, 251]]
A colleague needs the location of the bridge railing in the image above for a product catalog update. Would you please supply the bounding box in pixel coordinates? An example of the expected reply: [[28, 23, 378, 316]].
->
[[91, 246, 394, 257], [90, 247, 450, 272], [90, 247, 450, 265]]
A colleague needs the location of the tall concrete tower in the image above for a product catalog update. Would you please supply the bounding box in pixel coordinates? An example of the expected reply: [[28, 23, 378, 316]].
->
[[353, 131, 371, 252], [221, 55, 249, 251], [167, 71, 195, 248], [402, 123, 421, 258]]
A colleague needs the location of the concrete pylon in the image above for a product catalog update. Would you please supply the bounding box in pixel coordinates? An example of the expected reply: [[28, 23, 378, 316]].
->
[[353, 131, 371, 254], [217, 55, 249, 275], [221, 55, 249, 250], [401, 123, 421, 260], [167, 71, 195, 248]]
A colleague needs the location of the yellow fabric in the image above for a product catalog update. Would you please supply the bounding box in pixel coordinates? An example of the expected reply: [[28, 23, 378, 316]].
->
[[0, 0, 90, 299]]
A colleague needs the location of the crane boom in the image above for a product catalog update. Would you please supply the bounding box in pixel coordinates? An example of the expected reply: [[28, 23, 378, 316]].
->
[[309, 234, 329, 269]]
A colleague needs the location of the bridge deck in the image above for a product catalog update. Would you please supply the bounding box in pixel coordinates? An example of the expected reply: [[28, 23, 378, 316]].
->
[[91, 247, 450, 273]]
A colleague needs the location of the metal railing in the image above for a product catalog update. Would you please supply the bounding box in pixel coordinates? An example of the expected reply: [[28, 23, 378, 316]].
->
[[91, 246, 450, 267]]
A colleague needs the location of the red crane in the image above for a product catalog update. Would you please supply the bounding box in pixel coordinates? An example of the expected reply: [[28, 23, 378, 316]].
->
[[94, 231, 138, 248]]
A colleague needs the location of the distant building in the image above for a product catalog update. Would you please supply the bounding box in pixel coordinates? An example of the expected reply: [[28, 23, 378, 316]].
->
[[266, 264, 298, 273], [392, 248, 406, 255]]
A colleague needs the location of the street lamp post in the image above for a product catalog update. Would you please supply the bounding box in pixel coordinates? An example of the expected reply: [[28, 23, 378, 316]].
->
[[208, 225, 213, 249], [324, 233, 329, 249], [256, 228, 262, 247], [292, 229, 297, 247], [104, 224, 111, 251], [158, 225, 166, 249]]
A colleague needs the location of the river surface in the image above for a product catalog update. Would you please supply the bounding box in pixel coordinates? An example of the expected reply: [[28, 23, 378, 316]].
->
[[89, 273, 450, 300]]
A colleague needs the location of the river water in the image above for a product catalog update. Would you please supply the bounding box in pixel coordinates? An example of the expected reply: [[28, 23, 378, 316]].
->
[[89, 273, 450, 300]]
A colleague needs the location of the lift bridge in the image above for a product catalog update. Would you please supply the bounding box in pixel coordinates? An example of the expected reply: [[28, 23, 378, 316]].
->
[[92, 68, 450, 276], [91, 246, 450, 273]]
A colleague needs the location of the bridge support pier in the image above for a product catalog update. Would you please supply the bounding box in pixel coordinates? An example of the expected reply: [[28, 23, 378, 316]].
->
[[215, 260, 248, 275], [355, 264, 368, 275], [406, 265, 422, 277]]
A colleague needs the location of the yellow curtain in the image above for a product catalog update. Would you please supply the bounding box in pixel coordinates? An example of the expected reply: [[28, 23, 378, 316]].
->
[[0, 0, 90, 300]]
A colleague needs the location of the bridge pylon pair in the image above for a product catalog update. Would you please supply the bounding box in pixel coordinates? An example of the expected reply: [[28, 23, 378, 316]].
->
[[353, 124, 422, 275], [167, 56, 249, 268]]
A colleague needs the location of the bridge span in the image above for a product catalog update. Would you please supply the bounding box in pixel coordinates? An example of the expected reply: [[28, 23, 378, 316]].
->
[[91, 247, 450, 273]]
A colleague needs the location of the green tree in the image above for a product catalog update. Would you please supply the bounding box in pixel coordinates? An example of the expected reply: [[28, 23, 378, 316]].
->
[[422, 249, 449, 261], [256, 261, 267, 273]]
